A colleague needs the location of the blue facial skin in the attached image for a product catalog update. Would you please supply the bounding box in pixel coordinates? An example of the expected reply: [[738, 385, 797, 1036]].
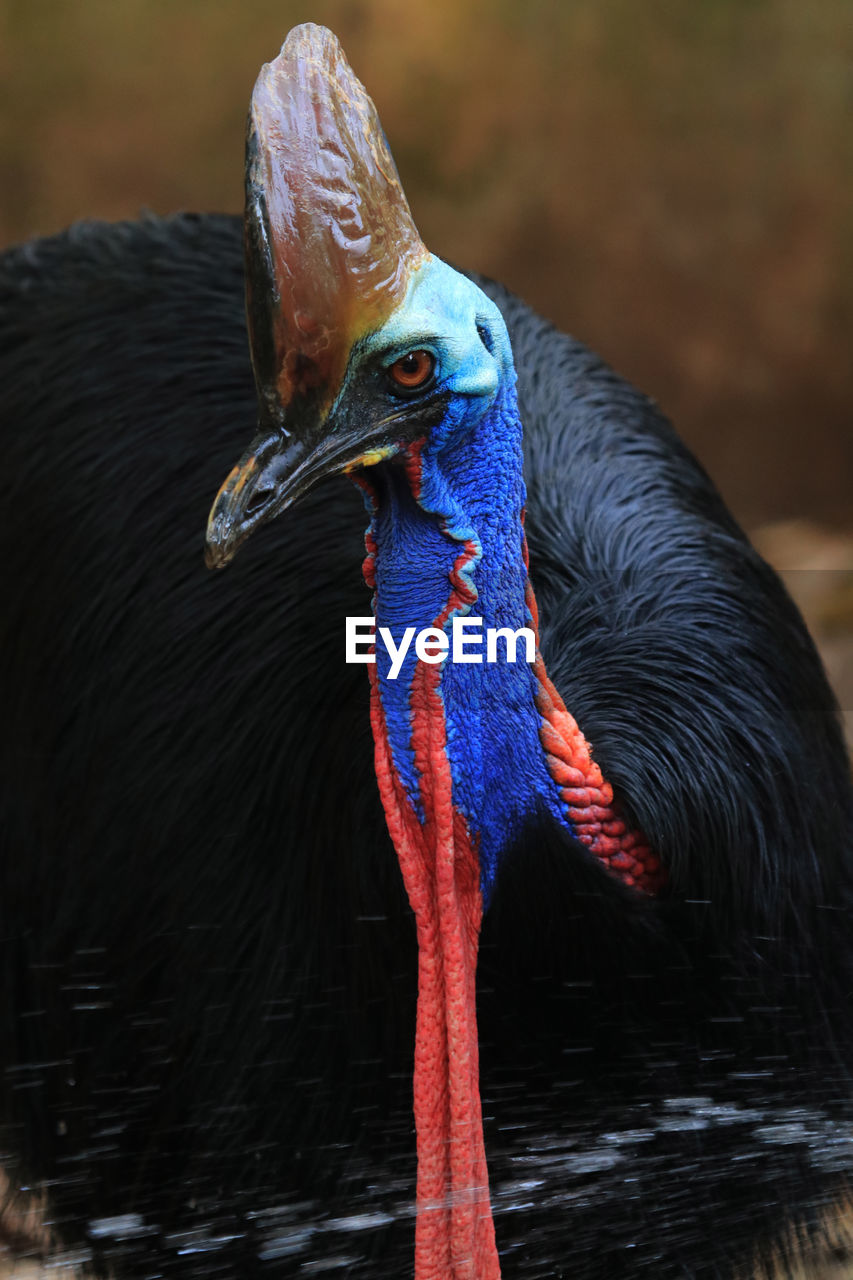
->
[[344, 256, 570, 902]]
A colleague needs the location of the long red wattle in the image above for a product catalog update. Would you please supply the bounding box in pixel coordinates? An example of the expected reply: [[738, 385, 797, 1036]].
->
[[370, 663, 499, 1279], [522, 555, 666, 895]]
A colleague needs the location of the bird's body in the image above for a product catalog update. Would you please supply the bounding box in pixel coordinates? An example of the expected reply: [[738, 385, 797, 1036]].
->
[[2, 179, 853, 1280]]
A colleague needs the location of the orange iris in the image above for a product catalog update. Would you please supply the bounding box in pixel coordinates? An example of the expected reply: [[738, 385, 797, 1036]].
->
[[389, 350, 434, 389]]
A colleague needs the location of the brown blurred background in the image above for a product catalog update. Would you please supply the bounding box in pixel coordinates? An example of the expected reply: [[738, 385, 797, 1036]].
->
[[1, 0, 851, 735]]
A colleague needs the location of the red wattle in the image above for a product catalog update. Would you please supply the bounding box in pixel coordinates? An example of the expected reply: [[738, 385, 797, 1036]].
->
[[370, 662, 501, 1280], [524, 565, 666, 894]]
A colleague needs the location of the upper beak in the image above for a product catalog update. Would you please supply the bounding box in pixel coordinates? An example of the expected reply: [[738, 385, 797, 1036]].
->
[[204, 429, 310, 570], [204, 395, 430, 569], [203, 410, 354, 571]]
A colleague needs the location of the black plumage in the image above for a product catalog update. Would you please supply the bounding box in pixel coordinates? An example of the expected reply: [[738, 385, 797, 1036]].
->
[[1, 211, 852, 1278]]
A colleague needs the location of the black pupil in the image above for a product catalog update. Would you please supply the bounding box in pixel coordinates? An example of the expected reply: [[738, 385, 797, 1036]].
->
[[402, 354, 420, 374]]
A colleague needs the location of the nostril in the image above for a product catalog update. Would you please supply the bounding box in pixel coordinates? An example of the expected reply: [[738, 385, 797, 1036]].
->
[[245, 488, 274, 519]]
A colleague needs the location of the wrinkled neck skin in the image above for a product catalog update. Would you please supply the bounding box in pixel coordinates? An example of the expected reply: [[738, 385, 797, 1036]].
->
[[367, 373, 566, 902]]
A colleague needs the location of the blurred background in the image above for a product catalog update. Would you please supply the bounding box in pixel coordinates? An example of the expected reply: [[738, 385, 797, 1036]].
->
[[1, 0, 851, 739]]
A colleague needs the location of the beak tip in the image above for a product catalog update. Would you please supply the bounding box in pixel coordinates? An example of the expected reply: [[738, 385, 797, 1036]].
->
[[204, 518, 236, 571], [204, 536, 239, 571]]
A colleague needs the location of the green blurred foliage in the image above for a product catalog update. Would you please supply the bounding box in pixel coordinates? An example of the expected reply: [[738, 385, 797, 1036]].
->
[[1, 0, 851, 527]]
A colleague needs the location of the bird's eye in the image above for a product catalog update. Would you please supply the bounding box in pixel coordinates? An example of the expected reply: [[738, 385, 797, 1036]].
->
[[388, 350, 435, 391]]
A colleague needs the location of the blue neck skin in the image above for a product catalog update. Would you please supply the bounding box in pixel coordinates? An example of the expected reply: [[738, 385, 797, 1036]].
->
[[366, 374, 569, 902]]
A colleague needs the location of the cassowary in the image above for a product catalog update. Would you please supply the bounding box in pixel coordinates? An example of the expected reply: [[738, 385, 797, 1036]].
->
[[1, 21, 852, 1280]]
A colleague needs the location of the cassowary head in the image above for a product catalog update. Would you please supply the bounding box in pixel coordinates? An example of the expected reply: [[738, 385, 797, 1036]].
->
[[205, 23, 512, 570], [205, 23, 659, 1280]]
